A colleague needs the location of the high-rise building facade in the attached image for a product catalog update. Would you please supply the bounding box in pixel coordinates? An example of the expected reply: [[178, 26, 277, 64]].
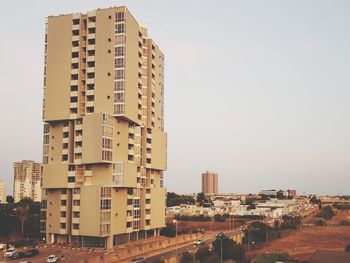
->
[[13, 160, 42, 202], [41, 7, 167, 248], [0, 180, 7, 204], [201, 171, 218, 195]]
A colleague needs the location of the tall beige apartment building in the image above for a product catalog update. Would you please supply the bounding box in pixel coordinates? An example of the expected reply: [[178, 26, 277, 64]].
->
[[13, 160, 42, 202], [41, 6, 167, 248], [0, 180, 7, 203], [201, 171, 218, 195]]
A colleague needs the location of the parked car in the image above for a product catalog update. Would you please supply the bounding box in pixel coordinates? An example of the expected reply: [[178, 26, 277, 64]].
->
[[10, 251, 25, 259], [46, 255, 58, 263], [20, 261, 32, 263], [0, 243, 6, 250], [4, 247, 17, 258], [131, 257, 145, 263], [194, 239, 205, 246], [24, 249, 39, 257]]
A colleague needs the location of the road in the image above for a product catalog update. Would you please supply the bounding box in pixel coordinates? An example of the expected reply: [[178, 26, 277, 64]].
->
[[144, 229, 243, 263]]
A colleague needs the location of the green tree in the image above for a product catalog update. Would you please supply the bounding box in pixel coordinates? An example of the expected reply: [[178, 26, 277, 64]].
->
[[212, 234, 246, 263], [196, 192, 206, 205], [195, 246, 212, 262], [180, 252, 195, 263], [203, 254, 221, 263], [317, 206, 335, 220], [6, 195, 14, 204], [13, 204, 29, 238]]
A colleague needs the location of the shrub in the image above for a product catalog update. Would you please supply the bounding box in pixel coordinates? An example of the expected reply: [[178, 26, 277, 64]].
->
[[346, 244, 350, 252]]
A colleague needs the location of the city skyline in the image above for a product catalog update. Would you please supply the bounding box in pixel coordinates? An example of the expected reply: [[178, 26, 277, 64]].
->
[[1, 0, 350, 195]]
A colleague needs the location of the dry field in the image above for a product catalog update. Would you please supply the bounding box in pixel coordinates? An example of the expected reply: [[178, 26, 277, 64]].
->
[[248, 226, 350, 261]]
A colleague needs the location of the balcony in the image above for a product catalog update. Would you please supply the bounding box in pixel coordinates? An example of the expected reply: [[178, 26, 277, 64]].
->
[[72, 217, 80, 224], [146, 153, 151, 159], [145, 214, 151, 220], [127, 215, 133, 222], [61, 194, 67, 200], [128, 149, 134, 155], [62, 148, 68, 155], [126, 227, 133, 233], [60, 229, 68, 235], [71, 68, 79, 75], [71, 57, 79, 64], [87, 56, 95, 62], [128, 138, 134, 144], [67, 182, 75, 188], [60, 206, 66, 212], [145, 204, 151, 209], [87, 21, 96, 28], [75, 158, 82, 165], [75, 124, 83, 130], [146, 133, 152, 139], [60, 217, 66, 223], [86, 67, 94, 73], [72, 206, 80, 212], [70, 113, 78, 119], [127, 204, 133, 210], [72, 46, 79, 53], [72, 229, 80, 236], [87, 44, 95, 51], [86, 78, 94, 84], [70, 102, 78, 108], [72, 35, 79, 42], [146, 143, 151, 149], [84, 170, 92, 177], [86, 89, 94, 96], [86, 101, 94, 107], [87, 33, 96, 39], [75, 135, 83, 141], [68, 170, 76, 177], [70, 79, 78, 86], [75, 147, 82, 154], [145, 194, 151, 199]]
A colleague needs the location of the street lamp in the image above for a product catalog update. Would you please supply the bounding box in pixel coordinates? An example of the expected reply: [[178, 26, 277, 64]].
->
[[173, 219, 178, 256]]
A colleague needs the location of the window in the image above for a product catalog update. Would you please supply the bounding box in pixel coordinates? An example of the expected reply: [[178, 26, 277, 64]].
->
[[73, 188, 80, 194], [68, 177, 75, 183], [133, 199, 140, 208], [102, 138, 113, 149], [102, 150, 112, 161], [115, 69, 124, 80], [61, 200, 67, 206], [115, 93, 125, 103], [60, 223, 66, 229], [44, 124, 50, 133], [115, 58, 125, 68], [114, 81, 125, 91], [100, 199, 111, 210], [115, 47, 125, 56], [115, 23, 125, 34], [116, 12, 125, 22], [101, 187, 111, 198], [73, 200, 80, 206], [115, 35, 126, 45], [43, 135, 49, 144], [60, 211, 66, 217]]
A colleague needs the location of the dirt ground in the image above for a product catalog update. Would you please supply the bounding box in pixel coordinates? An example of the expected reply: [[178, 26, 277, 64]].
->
[[328, 209, 350, 225], [247, 226, 350, 261]]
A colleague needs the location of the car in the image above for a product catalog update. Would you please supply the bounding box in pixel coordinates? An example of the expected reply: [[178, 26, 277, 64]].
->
[[10, 251, 25, 259], [131, 257, 145, 263], [20, 261, 32, 263], [46, 255, 58, 263], [24, 249, 39, 257], [194, 239, 205, 246], [216, 232, 224, 238], [0, 243, 6, 250], [4, 247, 17, 258]]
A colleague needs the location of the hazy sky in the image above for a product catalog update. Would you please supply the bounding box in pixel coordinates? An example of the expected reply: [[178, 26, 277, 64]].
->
[[0, 0, 349, 196]]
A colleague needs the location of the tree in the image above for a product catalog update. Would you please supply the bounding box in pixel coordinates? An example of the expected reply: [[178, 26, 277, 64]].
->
[[167, 192, 195, 207], [13, 204, 29, 238], [196, 192, 206, 205], [276, 190, 285, 199], [345, 244, 350, 252], [310, 195, 321, 205], [160, 224, 176, 237], [203, 254, 221, 263], [317, 206, 335, 220], [6, 195, 14, 204], [180, 252, 195, 263], [195, 246, 212, 262], [212, 234, 246, 263]]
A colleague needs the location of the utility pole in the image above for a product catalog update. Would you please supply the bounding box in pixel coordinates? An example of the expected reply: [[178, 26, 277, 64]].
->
[[220, 238, 223, 263]]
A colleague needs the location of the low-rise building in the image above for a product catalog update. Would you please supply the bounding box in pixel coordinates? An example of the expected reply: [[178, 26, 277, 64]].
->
[[0, 181, 6, 204]]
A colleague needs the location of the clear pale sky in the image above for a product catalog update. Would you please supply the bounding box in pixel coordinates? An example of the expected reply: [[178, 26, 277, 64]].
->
[[0, 0, 349, 196]]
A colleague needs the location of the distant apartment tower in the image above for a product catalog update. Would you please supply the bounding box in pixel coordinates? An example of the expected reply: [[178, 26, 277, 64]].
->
[[201, 171, 218, 195], [41, 6, 167, 248], [13, 160, 42, 202], [0, 181, 7, 203]]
